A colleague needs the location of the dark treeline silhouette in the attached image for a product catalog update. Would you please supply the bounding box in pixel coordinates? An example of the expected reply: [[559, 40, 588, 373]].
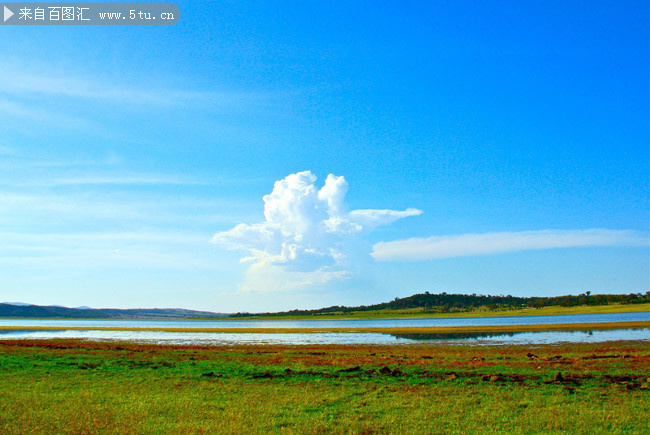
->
[[231, 291, 650, 317], [0, 304, 226, 319]]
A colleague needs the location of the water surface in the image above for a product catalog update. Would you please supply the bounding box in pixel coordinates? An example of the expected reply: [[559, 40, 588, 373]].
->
[[0, 327, 647, 345], [1, 311, 648, 329], [1, 311, 647, 345]]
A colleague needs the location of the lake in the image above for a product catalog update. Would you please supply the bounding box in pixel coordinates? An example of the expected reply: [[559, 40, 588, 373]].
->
[[1, 311, 648, 345]]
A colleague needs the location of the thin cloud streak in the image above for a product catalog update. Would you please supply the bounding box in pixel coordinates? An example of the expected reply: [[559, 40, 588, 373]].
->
[[0, 96, 93, 128], [0, 191, 257, 226], [46, 175, 209, 186], [0, 231, 219, 270], [371, 229, 649, 261], [0, 175, 208, 187], [0, 62, 284, 107]]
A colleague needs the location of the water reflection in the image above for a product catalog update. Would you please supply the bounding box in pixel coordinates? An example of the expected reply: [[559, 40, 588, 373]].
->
[[390, 328, 650, 345], [390, 331, 529, 341], [0, 327, 647, 345]]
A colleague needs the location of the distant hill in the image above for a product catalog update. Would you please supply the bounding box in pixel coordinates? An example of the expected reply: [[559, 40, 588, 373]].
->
[[231, 291, 650, 317], [4, 291, 648, 319], [0, 304, 226, 319]]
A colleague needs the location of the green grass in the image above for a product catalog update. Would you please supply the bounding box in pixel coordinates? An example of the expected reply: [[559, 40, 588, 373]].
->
[[0, 340, 648, 433], [223, 302, 650, 320]]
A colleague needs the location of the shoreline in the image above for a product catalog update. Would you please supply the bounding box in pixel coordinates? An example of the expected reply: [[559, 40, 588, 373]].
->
[[1, 320, 648, 334], [0, 303, 648, 322], [219, 303, 650, 320]]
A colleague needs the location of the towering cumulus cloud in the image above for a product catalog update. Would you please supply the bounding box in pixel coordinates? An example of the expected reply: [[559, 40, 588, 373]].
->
[[211, 171, 421, 291]]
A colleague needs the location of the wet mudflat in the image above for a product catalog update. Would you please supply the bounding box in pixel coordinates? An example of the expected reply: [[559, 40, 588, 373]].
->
[[1, 327, 648, 346], [3, 312, 648, 348], [0, 339, 648, 433]]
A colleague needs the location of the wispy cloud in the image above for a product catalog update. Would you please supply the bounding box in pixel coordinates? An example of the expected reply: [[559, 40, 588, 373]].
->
[[0, 231, 217, 270], [0, 145, 17, 156], [371, 229, 649, 261], [0, 191, 255, 227], [0, 96, 93, 128], [38, 174, 209, 187], [0, 62, 282, 107], [0, 175, 205, 188]]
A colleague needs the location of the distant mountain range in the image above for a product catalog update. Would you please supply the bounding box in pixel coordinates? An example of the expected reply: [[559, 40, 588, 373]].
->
[[0, 303, 226, 319]]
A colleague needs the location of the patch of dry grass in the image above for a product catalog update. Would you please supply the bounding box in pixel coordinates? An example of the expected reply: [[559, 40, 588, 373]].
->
[[0, 340, 648, 433]]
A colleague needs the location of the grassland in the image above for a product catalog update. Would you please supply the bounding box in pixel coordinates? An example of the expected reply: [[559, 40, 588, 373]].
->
[[225, 302, 650, 320], [0, 339, 648, 433]]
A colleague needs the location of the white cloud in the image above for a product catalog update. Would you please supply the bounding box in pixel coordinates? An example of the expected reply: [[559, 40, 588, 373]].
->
[[237, 262, 348, 293], [371, 229, 649, 261], [211, 171, 421, 291], [349, 208, 423, 228]]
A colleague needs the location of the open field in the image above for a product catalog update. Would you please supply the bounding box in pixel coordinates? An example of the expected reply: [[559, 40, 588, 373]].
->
[[225, 303, 650, 320], [0, 339, 648, 433]]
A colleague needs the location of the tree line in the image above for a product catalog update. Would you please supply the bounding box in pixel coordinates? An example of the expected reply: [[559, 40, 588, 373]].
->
[[231, 291, 650, 317]]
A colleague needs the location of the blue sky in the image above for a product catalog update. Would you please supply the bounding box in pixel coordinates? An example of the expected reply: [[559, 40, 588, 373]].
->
[[0, 1, 648, 312]]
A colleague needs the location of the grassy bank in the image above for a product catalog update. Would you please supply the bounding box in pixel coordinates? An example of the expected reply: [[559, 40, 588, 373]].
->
[[0, 339, 648, 433], [0, 302, 647, 322], [225, 302, 650, 320]]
